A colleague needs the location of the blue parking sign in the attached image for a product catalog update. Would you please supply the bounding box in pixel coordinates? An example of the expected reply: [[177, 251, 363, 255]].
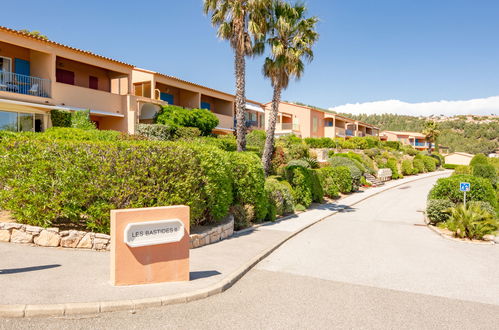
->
[[460, 182, 470, 192]]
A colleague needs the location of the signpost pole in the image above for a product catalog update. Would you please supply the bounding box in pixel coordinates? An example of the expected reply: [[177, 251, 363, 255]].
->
[[464, 191, 466, 208]]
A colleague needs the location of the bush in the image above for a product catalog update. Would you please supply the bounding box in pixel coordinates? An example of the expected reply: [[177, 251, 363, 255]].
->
[[302, 157, 319, 169], [413, 159, 425, 173], [428, 154, 442, 167], [287, 159, 311, 168], [364, 148, 381, 159], [472, 164, 497, 184], [426, 199, 455, 224], [229, 152, 268, 222], [346, 137, 369, 149], [317, 166, 353, 194], [199, 135, 237, 151], [445, 203, 498, 239], [136, 123, 176, 140], [284, 165, 313, 208], [364, 136, 381, 148], [71, 110, 95, 130], [271, 146, 287, 174], [230, 204, 255, 231], [453, 165, 472, 175], [304, 137, 335, 148], [385, 158, 402, 179], [428, 175, 497, 208], [310, 170, 324, 203], [401, 159, 414, 176], [285, 143, 310, 160], [470, 153, 489, 167], [43, 127, 121, 141], [401, 145, 418, 156], [246, 130, 266, 152], [174, 126, 201, 139], [329, 157, 363, 189], [383, 141, 401, 150], [443, 164, 458, 169], [50, 110, 72, 127], [0, 137, 236, 232], [265, 177, 295, 216], [155, 105, 218, 136], [423, 156, 437, 172]]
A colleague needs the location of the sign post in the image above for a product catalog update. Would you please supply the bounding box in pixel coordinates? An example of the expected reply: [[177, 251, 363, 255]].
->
[[110, 205, 190, 286], [459, 182, 470, 208]]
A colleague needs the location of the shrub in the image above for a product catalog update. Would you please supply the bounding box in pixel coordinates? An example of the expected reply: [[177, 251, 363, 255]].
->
[[285, 143, 310, 160], [428, 175, 497, 208], [468, 201, 495, 217], [318, 166, 353, 194], [423, 156, 437, 172], [155, 105, 218, 136], [413, 159, 425, 173], [0, 137, 236, 232], [229, 152, 268, 222], [136, 123, 176, 140], [174, 126, 201, 139], [428, 154, 442, 167], [284, 165, 313, 208], [310, 170, 324, 203], [443, 164, 458, 169], [199, 135, 237, 151], [246, 130, 266, 151], [401, 159, 414, 176], [469, 153, 489, 167], [277, 134, 302, 147], [401, 145, 418, 156], [453, 165, 472, 175], [426, 199, 455, 224], [385, 158, 402, 179], [383, 141, 401, 150], [50, 110, 72, 127], [445, 203, 498, 239], [287, 159, 311, 168], [42, 127, 121, 141], [304, 137, 335, 148], [271, 146, 287, 174], [265, 177, 295, 216], [302, 157, 319, 169], [364, 136, 381, 148], [329, 157, 362, 189], [230, 204, 255, 231], [71, 110, 95, 130], [472, 164, 497, 184], [347, 137, 369, 149]]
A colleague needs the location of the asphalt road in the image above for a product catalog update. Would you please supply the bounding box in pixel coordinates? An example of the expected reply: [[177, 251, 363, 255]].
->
[[3, 174, 499, 329]]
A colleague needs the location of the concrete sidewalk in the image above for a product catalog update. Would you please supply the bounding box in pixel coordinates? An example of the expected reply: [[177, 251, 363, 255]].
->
[[0, 171, 451, 317]]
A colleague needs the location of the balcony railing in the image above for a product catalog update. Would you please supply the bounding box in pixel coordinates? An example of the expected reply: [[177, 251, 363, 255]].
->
[[276, 123, 300, 131], [0, 71, 51, 98], [346, 129, 354, 136], [234, 119, 258, 128]]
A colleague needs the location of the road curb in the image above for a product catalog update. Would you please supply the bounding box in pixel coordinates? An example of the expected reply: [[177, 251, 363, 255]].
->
[[423, 215, 495, 245], [0, 171, 450, 318]]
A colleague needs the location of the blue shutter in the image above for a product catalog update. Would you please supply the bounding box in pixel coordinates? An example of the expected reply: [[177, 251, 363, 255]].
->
[[15, 58, 30, 76], [160, 92, 174, 104], [200, 102, 211, 110]]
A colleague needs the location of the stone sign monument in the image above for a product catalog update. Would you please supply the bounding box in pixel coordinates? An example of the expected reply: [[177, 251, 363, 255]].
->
[[110, 205, 190, 286]]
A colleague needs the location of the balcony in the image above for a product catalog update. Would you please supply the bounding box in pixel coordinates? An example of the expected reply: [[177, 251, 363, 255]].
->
[[0, 71, 51, 98], [276, 123, 300, 131], [413, 141, 428, 147], [215, 113, 234, 129], [346, 129, 354, 136], [234, 119, 258, 128]]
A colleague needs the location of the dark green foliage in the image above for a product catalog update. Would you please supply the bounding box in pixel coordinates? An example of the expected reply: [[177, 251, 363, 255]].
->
[[317, 166, 353, 194], [384, 158, 402, 179], [329, 157, 363, 189], [174, 126, 202, 139], [246, 130, 266, 152], [413, 159, 425, 173], [383, 141, 401, 150], [265, 177, 294, 216], [443, 164, 458, 169], [154, 105, 218, 136], [428, 175, 497, 208], [285, 143, 310, 160], [71, 110, 95, 130], [284, 165, 314, 208], [401, 159, 414, 176], [426, 199, 455, 224], [472, 164, 497, 185], [310, 170, 324, 203], [428, 154, 442, 167], [470, 154, 489, 167], [364, 136, 381, 148], [50, 110, 72, 127], [304, 137, 336, 148], [136, 123, 176, 140], [43, 127, 121, 141], [228, 152, 268, 222], [301, 157, 319, 169], [287, 159, 311, 168]]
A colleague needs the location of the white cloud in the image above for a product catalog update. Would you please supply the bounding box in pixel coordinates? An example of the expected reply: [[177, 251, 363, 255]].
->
[[329, 96, 499, 117]]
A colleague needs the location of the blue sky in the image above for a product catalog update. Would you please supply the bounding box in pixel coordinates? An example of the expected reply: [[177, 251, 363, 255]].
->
[[4, 0, 499, 113]]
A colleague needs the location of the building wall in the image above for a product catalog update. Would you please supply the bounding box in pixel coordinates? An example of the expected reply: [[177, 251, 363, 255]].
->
[[445, 153, 473, 165]]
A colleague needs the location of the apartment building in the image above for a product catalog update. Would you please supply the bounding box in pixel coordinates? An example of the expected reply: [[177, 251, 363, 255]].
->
[[380, 131, 429, 151], [264, 102, 379, 139], [0, 26, 264, 135]]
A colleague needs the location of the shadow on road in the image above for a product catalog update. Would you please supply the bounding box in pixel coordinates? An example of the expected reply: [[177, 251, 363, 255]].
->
[[190, 270, 221, 280], [0, 264, 61, 274]]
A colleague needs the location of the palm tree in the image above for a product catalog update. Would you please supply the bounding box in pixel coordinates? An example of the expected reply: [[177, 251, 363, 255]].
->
[[203, 0, 269, 151], [422, 121, 440, 154], [261, 0, 319, 175]]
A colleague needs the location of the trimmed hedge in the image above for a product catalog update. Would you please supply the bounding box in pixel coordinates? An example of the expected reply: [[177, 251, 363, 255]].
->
[[265, 177, 294, 217], [426, 199, 455, 224], [453, 165, 472, 175], [284, 165, 313, 208], [304, 137, 336, 148], [401, 159, 414, 176], [413, 159, 425, 173], [470, 154, 489, 167], [428, 175, 497, 208], [155, 105, 218, 136], [472, 164, 497, 184], [0, 136, 238, 232], [317, 166, 353, 194], [443, 164, 458, 169], [423, 156, 437, 172]]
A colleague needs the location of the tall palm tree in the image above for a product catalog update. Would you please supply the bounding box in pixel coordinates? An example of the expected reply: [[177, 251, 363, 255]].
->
[[261, 0, 318, 175], [203, 0, 269, 151], [422, 121, 440, 154]]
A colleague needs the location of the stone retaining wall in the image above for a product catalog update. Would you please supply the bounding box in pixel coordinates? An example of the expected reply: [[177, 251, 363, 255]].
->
[[0, 215, 235, 251]]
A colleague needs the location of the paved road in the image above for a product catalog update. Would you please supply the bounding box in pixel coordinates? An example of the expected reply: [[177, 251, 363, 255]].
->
[[3, 174, 499, 329]]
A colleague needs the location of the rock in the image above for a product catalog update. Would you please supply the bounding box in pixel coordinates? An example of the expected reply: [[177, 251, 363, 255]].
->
[[59, 230, 70, 236], [93, 238, 109, 250], [25, 225, 42, 234], [483, 234, 495, 241], [95, 233, 111, 239], [494, 236, 499, 244], [10, 229, 33, 244], [192, 239, 200, 248], [46, 227, 60, 233], [1, 223, 22, 230], [76, 232, 94, 249], [210, 233, 220, 243], [60, 230, 82, 248], [34, 230, 61, 247], [0, 229, 10, 242]]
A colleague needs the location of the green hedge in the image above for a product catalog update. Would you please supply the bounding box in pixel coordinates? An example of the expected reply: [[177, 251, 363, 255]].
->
[[443, 164, 458, 169], [401, 159, 414, 176], [304, 137, 336, 148], [428, 175, 497, 208], [423, 156, 437, 172], [413, 159, 425, 173], [472, 164, 497, 184], [329, 157, 362, 190], [317, 166, 352, 195], [426, 199, 455, 224], [155, 105, 218, 136], [470, 154, 489, 167], [265, 177, 294, 217], [0, 136, 238, 232]]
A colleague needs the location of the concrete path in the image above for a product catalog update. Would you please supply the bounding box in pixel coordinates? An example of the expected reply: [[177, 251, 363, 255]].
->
[[0, 172, 453, 314], [4, 170, 499, 329]]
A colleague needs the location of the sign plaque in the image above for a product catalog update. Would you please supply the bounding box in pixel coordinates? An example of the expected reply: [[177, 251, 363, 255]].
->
[[124, 219, 184, 247]]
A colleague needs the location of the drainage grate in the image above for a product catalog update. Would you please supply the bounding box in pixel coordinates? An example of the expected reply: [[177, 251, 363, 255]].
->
[[413, 223, 426, 227]]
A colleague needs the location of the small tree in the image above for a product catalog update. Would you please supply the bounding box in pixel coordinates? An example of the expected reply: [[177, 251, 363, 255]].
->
[[422, 121, 440, 154]]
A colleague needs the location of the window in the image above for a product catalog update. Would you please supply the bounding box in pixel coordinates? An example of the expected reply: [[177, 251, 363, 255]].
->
[[0, 56, 12, 72], [201, 101, 211, 110], [0, 111, 17, 131], [18, 113, 34, 132], [312, 116, 318, 133], [160, 92, 174, 104], [56, 69, 75, 85], [89, 76, 98, 90]]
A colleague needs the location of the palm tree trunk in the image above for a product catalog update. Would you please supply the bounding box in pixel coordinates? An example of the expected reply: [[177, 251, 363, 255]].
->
[[234, 44, 247, 152], [262, 84, 282, 176]]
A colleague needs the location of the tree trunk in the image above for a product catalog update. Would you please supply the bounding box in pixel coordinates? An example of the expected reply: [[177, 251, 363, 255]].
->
[[234, 43, 247, 152], [262, 84, 282, 176]]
